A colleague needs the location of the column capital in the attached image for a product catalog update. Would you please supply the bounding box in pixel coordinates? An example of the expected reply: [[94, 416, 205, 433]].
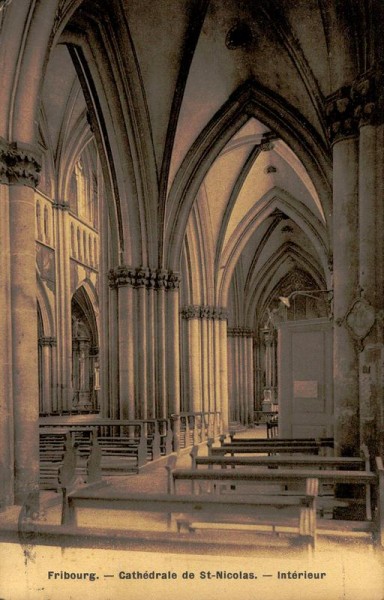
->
[[52, 200, 70, 211], [227, 326, 254, 337], [38, 336, 57, 347], [0, 138, 41, 188], [181, 305, 228, 320], [108, 266, 181, 290], [326, 66, 384, 145]]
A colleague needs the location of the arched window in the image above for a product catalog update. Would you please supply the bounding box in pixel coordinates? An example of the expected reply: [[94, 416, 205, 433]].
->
[[71, 222, 76, 257], [89, 234, 93, 266], [36, 201, 42, 240], [44, 205, 50, 244], [83, 230, 87, 263], [77, 227, 82, 260]]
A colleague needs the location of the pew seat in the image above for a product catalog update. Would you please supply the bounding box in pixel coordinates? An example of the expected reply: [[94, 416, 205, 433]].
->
[[61, 480, 318, 552]]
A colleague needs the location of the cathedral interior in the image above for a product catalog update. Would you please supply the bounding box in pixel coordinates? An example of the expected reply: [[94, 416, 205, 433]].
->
[[0, 0, 384, 558]]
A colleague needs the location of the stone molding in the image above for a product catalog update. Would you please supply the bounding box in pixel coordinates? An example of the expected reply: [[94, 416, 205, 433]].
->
[[52, 200, 70, 211], [227, 326, 254, 338], [109, 266, 181, 290], [0, 137, 41, 188], [38, 337, 57, 347], [326, 67, 384, 145], [181, 305, 228, 320]]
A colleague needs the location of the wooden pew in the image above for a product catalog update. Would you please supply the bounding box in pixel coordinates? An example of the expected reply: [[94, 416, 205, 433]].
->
[[40, 420, 150, 472], [159, 419, 174, 455], [209, 439, 324, 456], [167, 454, 382, 543], [190, 444, 370, 518], [191, 445, 369, 471], [226, 433, 334, 447], [39, 431, 77, 491], [61, 476, 319, 553], [40, 429, 102, 490], [97, 432, 148, 473]]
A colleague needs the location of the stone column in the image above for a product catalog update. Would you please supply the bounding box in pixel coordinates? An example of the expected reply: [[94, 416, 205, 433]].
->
[[111, 266, 135, 420], [39, 337, 56, 415], [219, 313, 229, 432], [147, 281, 156, 418], [201, 315, 209, 412], [355, 71, 384, 459], [326, 88, 360, 455], [166, 272, 181, 417], [0, 148, 14, 508], [110, 266, 182, 423], [181, 305, 229, 421], [99, 186, 112, 418], [156, 274, 167, 418], [182, 306, 202, 412], [214, 318, 223, 418], [53, 199, 72, 412], [208, 318, 215, 413], [136, 270, 148, 420], [108, 284, 119, 419], [6, 141, 41, 505], [165, 272, 181, 449], [227, 327, 254, 425], [247, 335, 254, 423]]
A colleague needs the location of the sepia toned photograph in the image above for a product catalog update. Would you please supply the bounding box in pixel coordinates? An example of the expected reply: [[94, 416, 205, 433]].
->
[[0, 0, 383, 598]]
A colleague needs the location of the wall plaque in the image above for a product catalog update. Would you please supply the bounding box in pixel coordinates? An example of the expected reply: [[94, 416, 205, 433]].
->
[[293, 380, 318, 398]]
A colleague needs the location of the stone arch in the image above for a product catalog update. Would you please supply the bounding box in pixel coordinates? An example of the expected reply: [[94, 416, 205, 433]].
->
[[164, 80, 332, 271]]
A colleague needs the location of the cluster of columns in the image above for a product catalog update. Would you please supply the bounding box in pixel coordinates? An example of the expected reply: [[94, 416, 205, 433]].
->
[[107, 267, 181, 420], [327, 66, 384, 457], [180, 305, 229, 431], [0, 137, 41, 507], [38, 336, 57, 415], [227, 327, 254, 425], [52, 199, 72, 412]]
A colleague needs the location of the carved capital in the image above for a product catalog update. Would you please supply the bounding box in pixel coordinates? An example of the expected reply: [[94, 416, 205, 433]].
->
[[325, 85, 358, 145], [181, 305, 228, 320], [135, 268, 150, 288], [39, 336, 57, 347], [52, 200, 70, 211], [109, 266, 181, 290], [352, 67, 384, 128], [215, 307, 229, 320], [0, 138, 41, 187], [165, 271, 181, 290], [109, 265, 136, 288], [326, 67, 384, 144], [181, 305, 201, 320], [227, 326, 253, 337]]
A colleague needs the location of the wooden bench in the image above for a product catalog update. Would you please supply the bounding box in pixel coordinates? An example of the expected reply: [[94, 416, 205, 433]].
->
[[40, 431, 75, 491], [97, 433, 148, 473], [209, 439, 324, 456], [190, 444, 370, 518], [226, 434, 334, 447], [167, 455, 384, 545], [40, 430, 102, 490], [40, 420, 158, 472], [61, 478, 318, 553], [191, 445, 369, 471]]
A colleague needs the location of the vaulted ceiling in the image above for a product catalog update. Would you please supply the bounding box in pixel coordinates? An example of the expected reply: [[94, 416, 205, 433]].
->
[[38, 0, 380, 311]]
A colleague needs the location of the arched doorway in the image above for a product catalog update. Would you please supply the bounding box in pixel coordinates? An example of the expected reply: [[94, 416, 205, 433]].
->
[[71, 286, 99, 412]]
